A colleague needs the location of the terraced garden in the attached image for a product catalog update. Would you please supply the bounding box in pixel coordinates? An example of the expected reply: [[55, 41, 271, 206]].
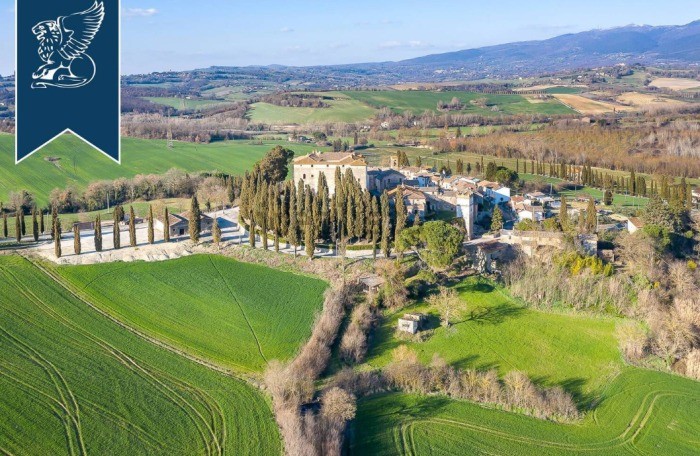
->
[[0, 255, 282, 455]]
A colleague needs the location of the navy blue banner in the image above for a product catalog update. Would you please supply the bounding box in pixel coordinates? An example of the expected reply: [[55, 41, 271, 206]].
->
[[16, 0, 120, 163]]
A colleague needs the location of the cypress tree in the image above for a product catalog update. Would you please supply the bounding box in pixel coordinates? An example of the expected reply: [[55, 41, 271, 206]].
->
[[51, 206, 58, 240], [163, 208, 171, 242], [212, 217, 221, 248], [604, 189, 613, 206], [304, 191, 315, 260], [147, 205, 155, 244], [394, 186, 407, 242], [559, 196, 570, 231], [491, 206, 503, 232], [20, 209, 26, 236], [226, 177, 235, 205], [32, 209, 39, 241], [258, 182, 269, 250], [129, 206, 137, 247], [2, 212, 7, 238], [40, 210, 45, 234], [586, 197, 597, 232], [15, 212, 21, 242], [54, 217, 62, 258], [380, 191, 391, 258], [113, 206, 121, 250], [94, 215, 103, 252], [189, 195, 201, 243], [73, 224, 81, 255], [272, 185, 281, 252], [249, 210, 256, 248], [371, 196, 380, 260], [287, 187, 299, 256]]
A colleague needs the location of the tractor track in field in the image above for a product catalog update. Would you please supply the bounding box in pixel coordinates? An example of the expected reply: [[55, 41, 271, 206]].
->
[[2, 259, 230, 455], [395, 387, 690, 455], [208, 255, 268, 366], [19, 255, 255, 380]]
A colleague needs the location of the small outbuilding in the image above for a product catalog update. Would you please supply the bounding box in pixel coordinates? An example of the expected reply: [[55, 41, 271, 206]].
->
[[398, 313, 426, 335], [358, 273, 386, 293], [155, 211, 214, 238]]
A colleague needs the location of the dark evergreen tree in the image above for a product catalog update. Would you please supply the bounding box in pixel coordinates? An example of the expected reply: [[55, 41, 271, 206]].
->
[[189, 195, 201, 243], [129, 206, 137, 247], [113, 206, 121, 250], [163, 208, 170, 242], [73, 225, 81, 255], [287, 186, 299, 256], [32, 209, 39, 241], [2, 212, 7, 238], [380, 191, 391, 258], [54, 217, 62, 258], [371, 195, 380, 260], [147, 205, 155, 244], [94, 215, 103, 252], [212, 217, 221, 248], [394, 186, 407, 242], [15, 212, 21, 242]]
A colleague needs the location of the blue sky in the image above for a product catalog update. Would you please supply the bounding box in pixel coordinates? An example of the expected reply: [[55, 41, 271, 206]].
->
[[1, 0, 698, 76]]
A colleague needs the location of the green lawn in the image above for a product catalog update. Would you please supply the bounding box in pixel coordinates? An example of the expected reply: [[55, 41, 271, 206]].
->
[[343, 90, 576, 116], [366, 278, 622, 396], [351, 368, 700, 455], [0, 134, 322, 206], [248, 93, 377, 124], [55, 255, 328, 372], [0, 255, 281, 455]]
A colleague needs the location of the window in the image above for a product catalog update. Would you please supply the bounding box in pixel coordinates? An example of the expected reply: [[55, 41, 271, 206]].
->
[[303, 174, 307, 180]]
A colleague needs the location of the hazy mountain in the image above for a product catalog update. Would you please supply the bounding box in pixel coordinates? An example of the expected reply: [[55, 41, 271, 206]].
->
[[398, 21, 700, 76]]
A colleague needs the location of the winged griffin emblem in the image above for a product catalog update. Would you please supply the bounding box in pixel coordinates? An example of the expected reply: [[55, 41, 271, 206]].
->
[[31, 2, 105, 89]]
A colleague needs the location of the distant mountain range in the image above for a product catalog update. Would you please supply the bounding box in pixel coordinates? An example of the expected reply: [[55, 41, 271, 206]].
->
[[394, 21, 700, 78]]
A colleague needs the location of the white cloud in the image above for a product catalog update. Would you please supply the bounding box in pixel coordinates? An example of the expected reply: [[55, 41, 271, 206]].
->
[[379, 40, 402, 49], [122, 8, 158, 18], [280, 27, 294, 33]]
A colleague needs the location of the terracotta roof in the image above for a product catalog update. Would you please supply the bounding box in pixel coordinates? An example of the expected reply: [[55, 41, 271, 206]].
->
[[388, 186, 427, 200], [628, 217, 645, 228], [294, 152, 367, 166]]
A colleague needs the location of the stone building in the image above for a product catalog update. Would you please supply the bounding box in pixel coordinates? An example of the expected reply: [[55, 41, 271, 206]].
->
[[293, 152, 368, 195]]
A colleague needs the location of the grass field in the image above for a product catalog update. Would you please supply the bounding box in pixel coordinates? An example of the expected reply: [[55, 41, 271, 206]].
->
[[343, 90, 576, 116], [351, 368, 700, 455], [55, 255, 328, 372], [0, 255, 281, 455], [353, 276, 700, 455], [248, 93, 378, 124], [366, 278, 622, 396], [0, 134, 321, 206]]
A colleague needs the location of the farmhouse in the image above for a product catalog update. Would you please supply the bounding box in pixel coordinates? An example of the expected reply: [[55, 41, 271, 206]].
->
[[155, 211, 214, 238], [368, 168, 407, 192], [389, 186, 429, 221], [293, 152, 369, 194]]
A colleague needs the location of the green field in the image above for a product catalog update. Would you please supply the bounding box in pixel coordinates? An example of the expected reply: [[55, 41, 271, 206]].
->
[[55, 255, 328, 372], [248, 93, 378, 124], [366, 278, 622, 395], [352, 276, 700, 455], [144, 97, 235, 111], [0, 255, 281, 455], [352, 368, 700, 455], [0, 135, 321, 206], [343, 90, 576, 116]]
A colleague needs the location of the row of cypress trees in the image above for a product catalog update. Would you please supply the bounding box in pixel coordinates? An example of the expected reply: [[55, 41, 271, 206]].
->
[[239, 166, 409, 259]]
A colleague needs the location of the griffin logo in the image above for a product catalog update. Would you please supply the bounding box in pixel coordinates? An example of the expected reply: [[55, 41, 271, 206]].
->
[[31, 2, 105, 89]]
